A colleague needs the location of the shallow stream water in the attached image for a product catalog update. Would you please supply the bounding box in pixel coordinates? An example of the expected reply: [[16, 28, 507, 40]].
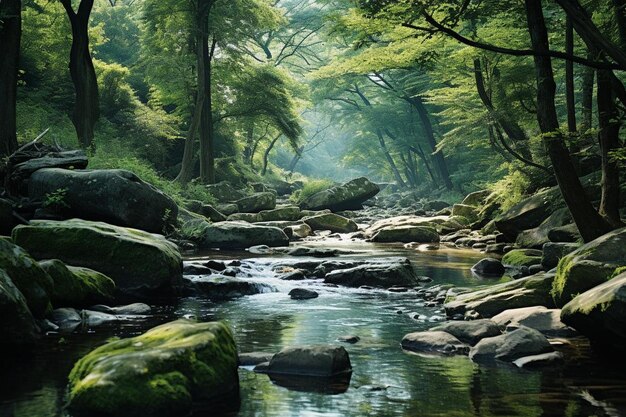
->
[[2, 239, 626, 417]]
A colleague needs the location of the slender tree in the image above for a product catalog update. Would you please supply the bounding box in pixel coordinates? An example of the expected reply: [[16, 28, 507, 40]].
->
[[60, 0, 99, 150]]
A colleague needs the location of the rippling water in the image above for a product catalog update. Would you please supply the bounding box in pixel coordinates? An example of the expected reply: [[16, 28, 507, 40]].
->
[[2, 240, 625, 417]]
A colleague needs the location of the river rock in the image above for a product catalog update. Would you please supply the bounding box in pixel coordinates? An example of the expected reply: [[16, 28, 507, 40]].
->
[[235, 192, 276, 213], [444, 272, 556, 318], [89, 303, 151, 315], [432, 319, 502, 346], [289, 288, 319, 300], [451, 204, 479, 223], [227, 212, 261, 222], [185, 201, 227, 222], [401, 331, 470, 355], [324, 258, 418, 288], [502, 249, 543, 267], [423, 201, 449, 211], [12, 219, 183, 296], [541, 242, 580, 270], [258, 206, 301, 222], [263, 345, 352, 377], [491, 306, 576, 337], [28, 168, 178, 233], [469, 326, 553, 362], [471, 258, 505, 277], [515, 208, 572, 249], [7, 149, 89, 195], [495, 189, 554, 241], [548, 223, 581, 243], [513, 351, 564, 368], [206, 181, 247, 202], [197, 221, 289, 249], [0, 239, 53, 318], [0, 269, 41, 346], [303, 213, 358, 233], [370, 225, 439, 244], [239, 352, 275, 366], [288, 223, 313, 238], [67, 320, 239, 417], [300, 177, 380, 212], [561, 272, 626, 349], [40, 259, 115, 308], [184, 275, 276, 299], [552, 227, 626, 307]]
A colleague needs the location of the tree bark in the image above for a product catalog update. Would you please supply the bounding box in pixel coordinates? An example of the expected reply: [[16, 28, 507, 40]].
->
[[175, 92, 203, 184], [60, 0, 99, 150], [197, 6, 216, 184], [407, 96, 453, 189], [597, 70, 622, 226], [565, 17, 577, 134], [613, 0, 626, 49], [0, 0, 20, 157], [525, 0, 613, 242], [580, 62, 595, 133], [376, 128, 406, 187], [261, 134, 281, 176]]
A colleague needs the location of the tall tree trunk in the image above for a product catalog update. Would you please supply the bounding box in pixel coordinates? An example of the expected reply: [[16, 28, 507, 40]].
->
[[597, 70, 622, 225], [261, 134, 281, 176], [287, 146, 304, 174], [243, 125, 254, 165], [613, 0, 626, 49], [60, 0, 99, 150], [407, 96, 453, 189], [525, 0, 613, 242], [376, 128, 406, 187], [0, 0, 20, 157], [197, 8, 216, 184], [565, 17, 577, 134], [175, 92, 203, 184], [473, 59, 533, 160], [580, 59, 595, 134]]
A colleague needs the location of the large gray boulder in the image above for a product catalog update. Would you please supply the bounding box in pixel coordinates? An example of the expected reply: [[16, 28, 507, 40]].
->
[[515, 208, 572, 249], [552, 227, 626, 307], [303, 213, 358, 233], [324, 258, 419, 288], [369, 225, 439, 244], [235, 192, 276, 213], [469, 327, 554, 362], [264, 345, 352, 377], [197, 221, 289, 249], [561, 272, 626, 349], [28, 168, 178, 233], [67, 320, 239, 417], [401, 331, 469, 355], [432, 319, 502, 346], [491, 306, 576, 337], [0, 269, 41, 346], [12, 219, 183, 296], [300, 177, 380, 212], [541, 242, 580, 270], [183, 275, 276, 300], [444, 273, 556, 318], [495, 189, 553, 241]]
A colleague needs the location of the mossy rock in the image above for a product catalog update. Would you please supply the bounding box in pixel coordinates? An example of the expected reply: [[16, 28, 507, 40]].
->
[[300, 177, 380, 211], [40, 259, 115, 308], [303, 213, 358, 233], [370, 226, 439, 244], [12, 219, 182, 296], [196, 221, 289, 249], [552, 227, 626, 307], [0, 239, 53, 318], [451, 204, 479, 223], [501, 249, 543, 267], [0, 268, 41, 346], [227, 212, 261, 222], [67, 320, 239, 417]]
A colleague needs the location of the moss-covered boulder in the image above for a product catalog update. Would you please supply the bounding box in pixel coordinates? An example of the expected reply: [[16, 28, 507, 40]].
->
[[370, 225, 439, 244], [12, 219, 182, 296], [28, 168, 178, 233], [300, 177, 380, 212], [444, 273, 556, 318], [235, 192, 276, 213], [552, 227, 626, 307], [515, 208, 573, 249], [561, 272, 626, 349], [67, 320, 239, 417], [0, 239, 53, 318], [451, 204, 479, 223], [0, 269, 41, 346], [502, 249, 543, 267], [40, 259, 115, 307], [461, 190, 491, 207], [197, 221, 289, 249], [0, 198, 18, 235], [303, 213, 358, 233]]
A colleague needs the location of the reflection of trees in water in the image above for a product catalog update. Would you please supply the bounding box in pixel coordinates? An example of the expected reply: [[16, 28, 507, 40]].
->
[[226, 314, 296, 352]]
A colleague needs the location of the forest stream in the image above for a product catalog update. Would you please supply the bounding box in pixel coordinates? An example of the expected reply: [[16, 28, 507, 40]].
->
[[2, 237, 626, 417]]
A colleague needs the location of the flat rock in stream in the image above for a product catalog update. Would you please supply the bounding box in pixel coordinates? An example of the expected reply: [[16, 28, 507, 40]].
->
[[401, 331, 470, 355], [184, 275, 276, 299], [197, 221, 289, 249], [323, 258, 419, 288], [262, 345, 352, 377]]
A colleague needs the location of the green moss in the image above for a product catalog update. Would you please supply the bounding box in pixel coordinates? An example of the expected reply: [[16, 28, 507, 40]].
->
[[68, 320, 239, 417], [501, 249, 542, 267], [40, 259, 115, 307], [0, 239, 53, 318], [552, 255, 617, 307], [290, 179, 334, 204]]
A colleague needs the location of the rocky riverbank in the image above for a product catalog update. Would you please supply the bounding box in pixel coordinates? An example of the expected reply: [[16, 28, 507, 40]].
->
[[2, 146, 626, 415]]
